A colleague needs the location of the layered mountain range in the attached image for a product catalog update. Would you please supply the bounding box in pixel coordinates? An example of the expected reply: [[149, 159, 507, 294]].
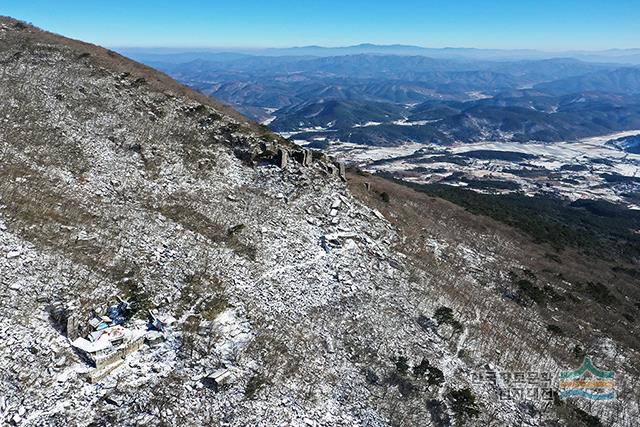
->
[[137, 53, 640, 146]]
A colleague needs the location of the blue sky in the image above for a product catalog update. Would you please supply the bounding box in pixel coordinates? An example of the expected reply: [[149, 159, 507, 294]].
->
[[2, 0, 639, 50]]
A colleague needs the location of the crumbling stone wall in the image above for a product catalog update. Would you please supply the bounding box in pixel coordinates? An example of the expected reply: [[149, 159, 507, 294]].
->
[[93, 335, 145, 370]]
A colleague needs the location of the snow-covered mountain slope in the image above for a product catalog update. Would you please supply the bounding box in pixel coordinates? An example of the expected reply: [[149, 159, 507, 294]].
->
[[0, 17, 638, 426]]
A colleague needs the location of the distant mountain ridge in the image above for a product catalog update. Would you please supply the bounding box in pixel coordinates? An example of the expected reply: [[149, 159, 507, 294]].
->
[[279, 91, 640, 146], [139, 50, 640, 146], [118, 44, 640, 64], [535, 67, 640, 94]]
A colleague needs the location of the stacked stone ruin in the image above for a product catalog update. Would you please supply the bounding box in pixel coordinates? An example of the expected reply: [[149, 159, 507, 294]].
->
[[257, 140, 346, 181]]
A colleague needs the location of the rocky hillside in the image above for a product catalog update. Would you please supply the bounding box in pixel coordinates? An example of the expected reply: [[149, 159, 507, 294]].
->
[[0, 17, 638, 426]]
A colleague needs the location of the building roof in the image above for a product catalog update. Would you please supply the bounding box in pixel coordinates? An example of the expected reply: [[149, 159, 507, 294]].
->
[[71, 337, 112, 354]]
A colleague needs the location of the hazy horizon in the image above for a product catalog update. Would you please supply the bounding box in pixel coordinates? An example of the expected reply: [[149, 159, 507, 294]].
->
[[3, 0, 640, 51], [112, 44, 640, 53]]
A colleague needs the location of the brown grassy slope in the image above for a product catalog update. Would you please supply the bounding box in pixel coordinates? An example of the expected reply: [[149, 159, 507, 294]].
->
[[347, 170, 640, 353]]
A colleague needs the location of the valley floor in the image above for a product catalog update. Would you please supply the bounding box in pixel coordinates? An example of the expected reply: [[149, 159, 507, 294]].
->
[[288, 130, 640, 208]]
